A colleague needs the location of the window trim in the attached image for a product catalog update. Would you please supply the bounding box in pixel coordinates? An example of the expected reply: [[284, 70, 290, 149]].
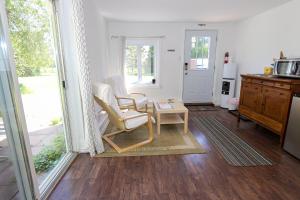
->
[[124, 38, 160, 88]]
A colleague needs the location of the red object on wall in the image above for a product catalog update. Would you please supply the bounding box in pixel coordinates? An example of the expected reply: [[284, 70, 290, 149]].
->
[[224, 52, 229, 64]]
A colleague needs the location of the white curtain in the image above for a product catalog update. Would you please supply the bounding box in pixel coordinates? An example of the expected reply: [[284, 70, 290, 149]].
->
[[108, 36, 126, 78], [72, 0, 104, 156]]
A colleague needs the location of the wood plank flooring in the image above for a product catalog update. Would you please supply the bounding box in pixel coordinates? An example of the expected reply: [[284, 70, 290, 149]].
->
[[0, 145, 19, 200], [48, 108, 300, 200]]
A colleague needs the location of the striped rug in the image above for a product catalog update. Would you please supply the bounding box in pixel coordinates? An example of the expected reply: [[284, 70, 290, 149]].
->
[[195, 117, 272, 166]]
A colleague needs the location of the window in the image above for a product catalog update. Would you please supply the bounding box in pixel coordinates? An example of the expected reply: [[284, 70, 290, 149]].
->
[[190, 36, 210, 70], [124, 39, 159, 86]]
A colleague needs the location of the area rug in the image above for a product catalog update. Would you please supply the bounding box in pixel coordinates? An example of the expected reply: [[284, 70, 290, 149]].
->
[[194, 117, 272, 166], [96, 124, 205, 157], [188, 106, 218, 111]]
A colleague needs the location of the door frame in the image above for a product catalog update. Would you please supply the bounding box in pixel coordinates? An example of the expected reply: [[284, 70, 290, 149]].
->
[[39, 1, 78, 199], [181, 29, 218, 104]]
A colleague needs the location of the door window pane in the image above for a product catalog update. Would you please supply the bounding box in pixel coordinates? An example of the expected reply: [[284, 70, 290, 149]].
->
[[190, 36, 210, 70], [6, 0, 67, 185]]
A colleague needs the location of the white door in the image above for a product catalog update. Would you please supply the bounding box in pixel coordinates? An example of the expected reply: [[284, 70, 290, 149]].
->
[[183, 30, 217, 103]]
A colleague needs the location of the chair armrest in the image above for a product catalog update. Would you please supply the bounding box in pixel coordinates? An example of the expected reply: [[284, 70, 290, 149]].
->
[[115, 96, 136, 103], [121, 113, 148, 121], [129, 93, 146, 97], [115, 96, 138, 110]]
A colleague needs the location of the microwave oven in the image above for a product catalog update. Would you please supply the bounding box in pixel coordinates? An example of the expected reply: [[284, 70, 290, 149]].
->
[[273, 58, 300, 78]]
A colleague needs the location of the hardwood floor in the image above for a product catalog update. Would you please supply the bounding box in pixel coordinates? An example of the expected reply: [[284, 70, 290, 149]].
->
[[48, 108, 300, 200], [0, 145, 19, 200]]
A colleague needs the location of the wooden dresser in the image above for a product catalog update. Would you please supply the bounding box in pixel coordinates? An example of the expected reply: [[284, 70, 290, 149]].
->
[[238, 74, 300, 143]]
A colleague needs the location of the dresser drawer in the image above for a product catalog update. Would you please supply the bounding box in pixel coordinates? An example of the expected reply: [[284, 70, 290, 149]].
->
[[263, 81, 274, 87], [252, 79, 263, 84], [252, 79, 274, 87], [274, 83, 291, 90]]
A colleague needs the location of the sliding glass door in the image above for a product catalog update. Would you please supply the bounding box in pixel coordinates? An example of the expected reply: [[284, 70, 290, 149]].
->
[[1, 0, 76, 198], [0, 12, 36, 199]]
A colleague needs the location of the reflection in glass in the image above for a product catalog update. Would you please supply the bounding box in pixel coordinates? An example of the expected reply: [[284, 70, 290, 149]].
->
[[0, 115, 19, 200]]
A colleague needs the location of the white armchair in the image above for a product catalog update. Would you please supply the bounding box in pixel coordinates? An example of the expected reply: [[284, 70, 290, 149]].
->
[[93, 83, 153, 153], [105, 75, 148, 111]]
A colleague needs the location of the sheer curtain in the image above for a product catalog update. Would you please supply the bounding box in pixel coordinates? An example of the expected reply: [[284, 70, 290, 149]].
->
[[108, 36, 126, 78], [72, 0, 104, 156]]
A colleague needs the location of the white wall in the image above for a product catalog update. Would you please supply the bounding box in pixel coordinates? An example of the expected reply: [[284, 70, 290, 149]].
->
[[57, 0, 109, 153], [108, 21, 237, 105], [83, 1, 110, 151], [57, 0, 86, 152], [235, 0, 300, 96], [84, 1, 109, 83]]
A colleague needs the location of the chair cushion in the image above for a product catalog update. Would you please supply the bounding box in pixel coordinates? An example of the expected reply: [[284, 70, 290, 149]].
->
[[121, 110, 152, 129], [92, 82, 123, 116], [119, 96, 148, 109]]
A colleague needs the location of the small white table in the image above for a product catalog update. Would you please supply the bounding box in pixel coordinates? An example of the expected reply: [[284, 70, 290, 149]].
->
[[153, 100, 188, 135]]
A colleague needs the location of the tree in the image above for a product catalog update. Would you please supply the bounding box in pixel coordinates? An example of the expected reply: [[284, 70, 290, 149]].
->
[[6, 0, 54, 77], [125, 45, 138, 75], [191, 37, 209, 59]]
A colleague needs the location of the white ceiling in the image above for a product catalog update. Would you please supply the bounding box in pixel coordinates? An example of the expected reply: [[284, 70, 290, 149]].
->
[[94, 0, 291, 22]]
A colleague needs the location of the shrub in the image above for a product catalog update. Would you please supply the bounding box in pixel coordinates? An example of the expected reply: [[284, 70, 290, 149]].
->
[[19, 83, 32, 95], [50, 117, 62, 126], [33, 134, 66, 173]]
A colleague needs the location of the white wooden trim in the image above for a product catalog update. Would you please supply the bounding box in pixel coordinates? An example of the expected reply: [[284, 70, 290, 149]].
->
[[40, 153, 77, 200]]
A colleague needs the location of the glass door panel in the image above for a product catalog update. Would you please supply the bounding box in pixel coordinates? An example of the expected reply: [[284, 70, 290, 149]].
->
[[0, 13, 35, 199], [0, 109, 20, 200], [5, 0, 68, 187], [0, 12, 21, 200]]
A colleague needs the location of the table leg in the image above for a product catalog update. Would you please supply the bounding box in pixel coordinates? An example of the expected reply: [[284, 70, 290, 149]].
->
[[184, 111, 188, 134], [157, 113, 161, 136]]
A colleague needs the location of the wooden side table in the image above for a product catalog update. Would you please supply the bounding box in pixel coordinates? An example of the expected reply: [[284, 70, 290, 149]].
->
[[153, 100, 188, 135]]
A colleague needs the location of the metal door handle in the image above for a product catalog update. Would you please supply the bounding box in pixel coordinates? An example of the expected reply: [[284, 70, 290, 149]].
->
[[184, 62, 188, 70]]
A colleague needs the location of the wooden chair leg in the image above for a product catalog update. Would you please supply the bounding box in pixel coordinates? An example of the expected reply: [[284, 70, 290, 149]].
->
[[102, 130, 125, 153], [102, 116, 154, 153], [147, 113, 154, 141]]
